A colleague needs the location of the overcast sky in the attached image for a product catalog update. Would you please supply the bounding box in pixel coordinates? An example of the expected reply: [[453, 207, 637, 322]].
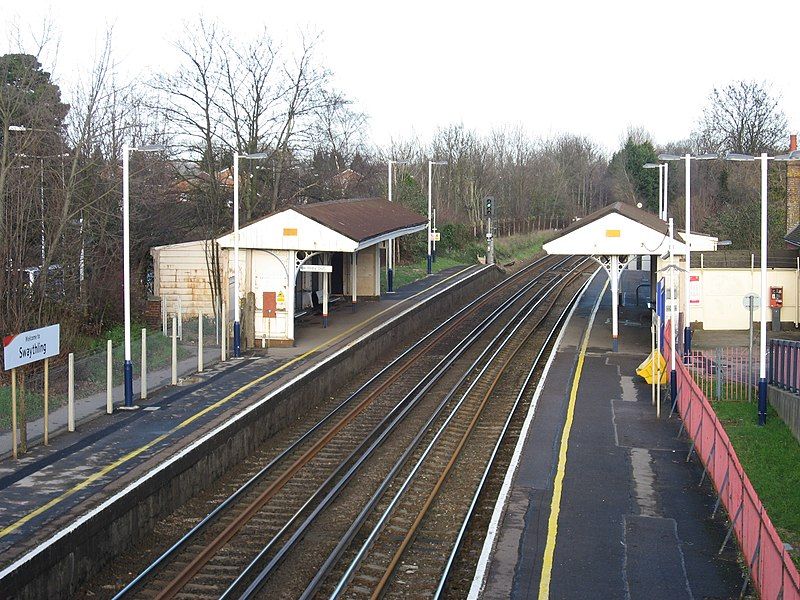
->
[[4, 0, 799, 155]]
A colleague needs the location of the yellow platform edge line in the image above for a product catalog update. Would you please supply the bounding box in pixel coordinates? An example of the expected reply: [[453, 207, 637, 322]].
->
[[538, 278, 608, 599], [0, 266, 475, 540]]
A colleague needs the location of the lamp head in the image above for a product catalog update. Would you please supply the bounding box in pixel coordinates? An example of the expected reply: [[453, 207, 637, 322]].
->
[[775, 150, 800, 161], [136, 144, 166, 153], [242, 152, 270, 160], [658, 153, 682, 161], [724, 152, 755, 162], [642, 163, 660, 169], [8, 125, 27, 132]]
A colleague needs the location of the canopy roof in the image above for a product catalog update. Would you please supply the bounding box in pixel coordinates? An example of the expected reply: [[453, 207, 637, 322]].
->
[[542, 202, 712, 256], [217, 197, 427, 252]]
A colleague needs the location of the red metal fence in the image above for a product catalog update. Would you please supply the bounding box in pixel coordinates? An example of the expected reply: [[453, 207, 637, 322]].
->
[[665, 324, 800, 600]]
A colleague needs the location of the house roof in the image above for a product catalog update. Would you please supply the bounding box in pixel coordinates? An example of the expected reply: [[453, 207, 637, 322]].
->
[[292, 198, 427, 243], [786, 223, 800, 247]]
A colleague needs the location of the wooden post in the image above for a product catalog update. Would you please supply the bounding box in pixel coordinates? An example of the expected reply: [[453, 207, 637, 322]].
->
[[171, 315, 177, 385], [197, 311, 203, 372], [11, 369, 17, 459], [68, 353, 75, 432], [107, 339, 113, 414], [19, 369, 26, 453], [141, 328, 147, 400], [43, 358, 49, 445]]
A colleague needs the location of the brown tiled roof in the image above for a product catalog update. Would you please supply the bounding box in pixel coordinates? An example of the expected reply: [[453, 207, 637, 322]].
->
[[555, 202, 668, 239], [293, 198, 427, 242]]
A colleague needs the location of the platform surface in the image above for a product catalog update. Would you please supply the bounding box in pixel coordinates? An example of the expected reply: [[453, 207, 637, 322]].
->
[[474, 272, 744, 599], [0, 264, 480, 567]]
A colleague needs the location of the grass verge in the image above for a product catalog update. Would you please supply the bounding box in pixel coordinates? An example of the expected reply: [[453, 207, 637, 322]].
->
[[712, 399, 800, 569]]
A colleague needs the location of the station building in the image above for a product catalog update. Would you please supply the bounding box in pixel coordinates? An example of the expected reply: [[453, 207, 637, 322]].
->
[[151, 197, 427, 346]]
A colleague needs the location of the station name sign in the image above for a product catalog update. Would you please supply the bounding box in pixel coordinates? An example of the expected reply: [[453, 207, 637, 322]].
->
[[299, 264, 333, 273], [3, 324, 60, 370]]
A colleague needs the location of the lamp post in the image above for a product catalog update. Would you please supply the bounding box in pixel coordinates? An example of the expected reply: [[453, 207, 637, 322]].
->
[[658, 152, 717, 355], [725, 149, 800, 425], [122, 143, 165, 409], [387, 159, 409, 293], [232, 151, 270, 358], [427, 160, 447, 275]]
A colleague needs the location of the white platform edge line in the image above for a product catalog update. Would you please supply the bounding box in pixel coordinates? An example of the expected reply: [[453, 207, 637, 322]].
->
[[467, 268, 601, 599], [0, 264, 487, 581]]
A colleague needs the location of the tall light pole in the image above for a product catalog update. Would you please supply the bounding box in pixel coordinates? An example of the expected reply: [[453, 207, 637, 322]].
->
[[232, 151, 270, 357], [427, 160, 447, 275], [122, 143, 165, 409], [725, 149, 800, 425], [658, 153, 717, 355], [387, 159, 409, 293]]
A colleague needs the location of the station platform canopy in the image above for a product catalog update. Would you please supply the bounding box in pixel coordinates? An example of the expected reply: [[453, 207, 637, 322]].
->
[[543, 201, 718, 351], [213, 197, 427, 346], [216, 197, 427, 253]]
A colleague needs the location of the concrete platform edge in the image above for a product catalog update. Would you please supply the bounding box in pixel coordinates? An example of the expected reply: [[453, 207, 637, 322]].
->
[[0, 265, 502, 599]]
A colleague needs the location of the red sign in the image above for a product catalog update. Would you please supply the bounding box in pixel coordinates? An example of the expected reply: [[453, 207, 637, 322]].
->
[[262, 292, 277, 318]]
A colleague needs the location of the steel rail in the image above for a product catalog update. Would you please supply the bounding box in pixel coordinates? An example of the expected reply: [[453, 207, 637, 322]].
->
[[329, 266, 587, 600], [112, 255, 561, 599], [236, 263, 588, 599], [433, 275, 591, 598], [149, 256, 572, 599]]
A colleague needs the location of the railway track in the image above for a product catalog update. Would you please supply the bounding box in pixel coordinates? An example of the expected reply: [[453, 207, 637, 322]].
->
[[100, 255, 589, 600]]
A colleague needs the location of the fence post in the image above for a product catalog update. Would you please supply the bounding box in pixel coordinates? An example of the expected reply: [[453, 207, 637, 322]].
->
[[715, 347, 722, 400], [68, 352, 75, 432], [221, 305, 227, 362], [162, 298, 167, 337], [177, 297, 183, 340], [141, 328, 147, 400], [172, 315, 177, 385], [198, 311, 203, 373], [106, 339, 113, 414]]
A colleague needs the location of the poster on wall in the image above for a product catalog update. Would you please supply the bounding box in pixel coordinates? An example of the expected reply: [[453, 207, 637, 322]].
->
[[689, 274, 701, 305]]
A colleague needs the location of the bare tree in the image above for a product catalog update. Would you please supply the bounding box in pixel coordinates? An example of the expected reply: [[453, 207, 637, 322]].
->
[[694, 80, 788, 155]]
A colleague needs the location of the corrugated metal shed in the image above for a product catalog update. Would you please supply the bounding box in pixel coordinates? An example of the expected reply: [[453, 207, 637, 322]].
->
[[151, 239, 215, 317]]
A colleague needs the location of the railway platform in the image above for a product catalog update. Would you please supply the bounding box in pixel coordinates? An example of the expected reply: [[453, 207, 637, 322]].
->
[[0, 263, 488, 580], [471, 272, 745, 599]]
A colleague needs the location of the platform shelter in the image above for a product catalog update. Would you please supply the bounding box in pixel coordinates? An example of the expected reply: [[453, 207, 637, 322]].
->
[[542, 202, 718, 351], [215, 197, 427, 345]]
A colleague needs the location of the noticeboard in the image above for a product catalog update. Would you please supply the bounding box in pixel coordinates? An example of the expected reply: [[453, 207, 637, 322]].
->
[[3, 324, 60, 370]]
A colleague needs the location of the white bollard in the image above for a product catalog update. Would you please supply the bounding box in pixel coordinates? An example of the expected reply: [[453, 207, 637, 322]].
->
[[106, 339, 113, 414], [198, 311, 203, 372], [141, 328, 147, 400], [68, 352, 75, 432], [221, 307, 227, 362], [172, 315, 177, 385]]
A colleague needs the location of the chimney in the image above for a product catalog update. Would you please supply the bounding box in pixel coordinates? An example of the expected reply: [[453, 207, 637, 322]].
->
[[788, 134, 800, 235]]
